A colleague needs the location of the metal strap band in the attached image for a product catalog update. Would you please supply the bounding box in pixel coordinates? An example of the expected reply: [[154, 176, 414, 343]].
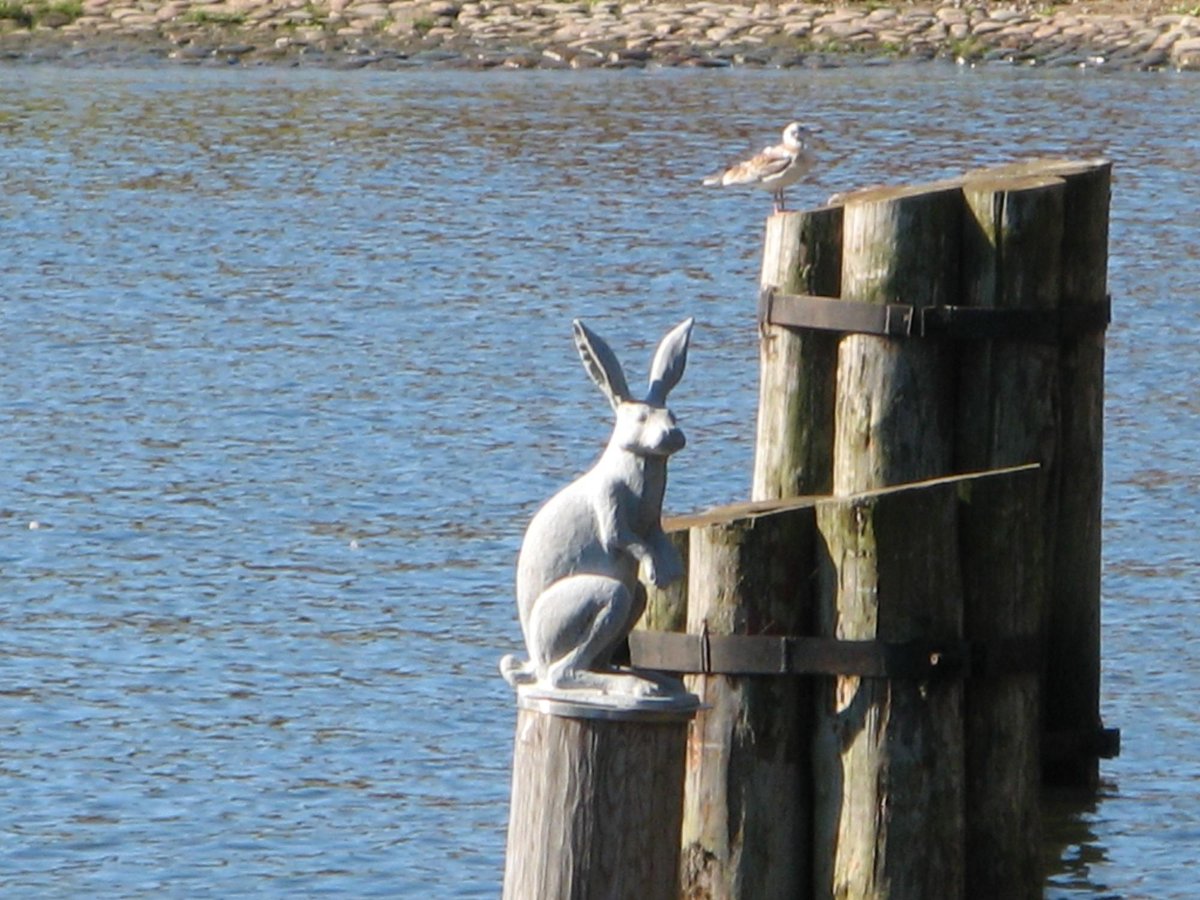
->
[[630, 630, 967, 680], [759, 288, 1111, 343], [629, 630, 1041, 681]]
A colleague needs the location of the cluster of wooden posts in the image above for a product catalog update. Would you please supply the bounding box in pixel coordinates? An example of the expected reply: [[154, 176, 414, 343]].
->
[[503, 158, 1118, 899]]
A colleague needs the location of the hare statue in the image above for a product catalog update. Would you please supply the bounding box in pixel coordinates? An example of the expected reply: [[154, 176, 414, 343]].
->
[[500, 317, 695, 704]]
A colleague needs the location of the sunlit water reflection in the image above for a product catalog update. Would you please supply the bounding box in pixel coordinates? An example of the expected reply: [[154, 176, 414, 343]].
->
[[2, 64, 1197, 896]]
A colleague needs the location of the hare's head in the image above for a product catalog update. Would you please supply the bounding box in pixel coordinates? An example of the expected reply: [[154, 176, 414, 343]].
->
[[573, 318, 694, 458]]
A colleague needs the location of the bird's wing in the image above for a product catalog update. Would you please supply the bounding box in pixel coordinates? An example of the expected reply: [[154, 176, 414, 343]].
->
[[715, 146, 794, 186]]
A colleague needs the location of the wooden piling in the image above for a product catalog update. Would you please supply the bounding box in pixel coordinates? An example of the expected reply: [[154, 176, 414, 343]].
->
[[812, 477, 966, 900], [503, 702, 692, 900], [619, 158, 1113, 900], [957, 173, 1063, 501], [640, 527, 690, 634], [1043, 160, 1111, 788], [833, 181, 962, 493], [965, 158, 1113, 787], [957, 174, 1066, 895], [957, 465, 1044, 898], [753, 207, 843, 501], [678, 502, 817, 899]]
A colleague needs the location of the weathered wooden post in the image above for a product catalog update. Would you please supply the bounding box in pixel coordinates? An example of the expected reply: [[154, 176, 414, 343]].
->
[[500, 317, 701, 898], [957, 172, 1064, 505], [640, 527, 690, 634], [832, 180, 963, 493], [614, 158, 1113, 900], [804, 182, 968, 899], [812, 476, 966, 900], [1042, 159, 1112, 788], [504, 703, 694, 900], [957, 465, 1044, 898], [676, 502, 817, 899], [957, 173, 1066, 896], [965, 158, 1115, 786], [754, 206, 844, 501]]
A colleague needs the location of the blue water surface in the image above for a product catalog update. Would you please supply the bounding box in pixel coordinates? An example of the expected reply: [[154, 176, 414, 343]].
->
[[1, 63, 1197, 897]]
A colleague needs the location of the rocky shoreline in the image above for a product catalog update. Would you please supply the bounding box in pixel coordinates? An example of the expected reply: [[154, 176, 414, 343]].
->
[[3, 0, 1200, 70]]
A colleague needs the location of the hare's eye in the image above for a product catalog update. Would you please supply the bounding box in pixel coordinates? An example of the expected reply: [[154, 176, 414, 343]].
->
[[636, 409, 649, 423]]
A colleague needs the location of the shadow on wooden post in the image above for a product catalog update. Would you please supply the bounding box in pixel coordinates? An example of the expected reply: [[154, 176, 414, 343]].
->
[[957, 174, 1066, 897], [641, 529, 690, 635], [1043, 160, 1111, 789], [958, 466, 1045, 898], [965, 158, 1113, 788]]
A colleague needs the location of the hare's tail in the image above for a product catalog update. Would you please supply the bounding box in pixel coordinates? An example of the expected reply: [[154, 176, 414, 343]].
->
[[499, 654, 537, 687]]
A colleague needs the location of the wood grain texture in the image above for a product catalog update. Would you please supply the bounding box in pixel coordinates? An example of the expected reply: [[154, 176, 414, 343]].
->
[[753, 206, 843, 501], [679, 503, 817, 899], [1044, 160, 1110, 788], [957, 466, 1044, 898], [503, 709, 689, 900], [964, 158, 1112, 786], [812, 479, 965, 900], [957, 175, 1065, 896], [640, 527, 690, 634], [832, 182, 962, 495]]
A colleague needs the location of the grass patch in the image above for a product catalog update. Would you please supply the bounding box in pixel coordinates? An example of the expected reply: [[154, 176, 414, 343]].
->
[[0, 0, 83, 28], [948, 35, 986, 61], [0, 1, 34, 26], [185, 9, 247, 26], [302, 2, 328, 26]]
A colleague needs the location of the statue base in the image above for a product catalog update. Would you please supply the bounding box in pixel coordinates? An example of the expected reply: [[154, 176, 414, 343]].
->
[[514, 677, 701, 723]]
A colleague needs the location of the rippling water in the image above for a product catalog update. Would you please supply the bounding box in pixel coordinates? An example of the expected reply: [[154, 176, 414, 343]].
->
[[2, 63, 1197, 897]]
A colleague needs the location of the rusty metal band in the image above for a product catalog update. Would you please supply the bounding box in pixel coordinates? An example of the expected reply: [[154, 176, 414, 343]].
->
[[758, 288, 1111, 343], [629, 630, 1041, 681]]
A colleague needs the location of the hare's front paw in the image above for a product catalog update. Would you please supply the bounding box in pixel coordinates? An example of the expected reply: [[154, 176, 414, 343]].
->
[[641, 555, 664, 588], [644, 550, 683, 589]]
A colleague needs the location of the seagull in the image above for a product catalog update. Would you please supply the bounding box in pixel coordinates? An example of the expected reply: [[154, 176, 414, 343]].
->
[[703, 122, 816, 213]]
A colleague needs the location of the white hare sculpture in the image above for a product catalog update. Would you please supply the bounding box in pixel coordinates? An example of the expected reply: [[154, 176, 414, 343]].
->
[[500, 317, 695, 704]]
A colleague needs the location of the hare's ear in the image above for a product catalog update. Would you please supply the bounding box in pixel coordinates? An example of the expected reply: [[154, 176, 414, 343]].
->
[[646, 317, 694, 405], [573, 320, 631, 411]]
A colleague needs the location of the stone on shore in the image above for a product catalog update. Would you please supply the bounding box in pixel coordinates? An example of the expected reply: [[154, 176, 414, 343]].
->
[[1, 0, 1199, 70]]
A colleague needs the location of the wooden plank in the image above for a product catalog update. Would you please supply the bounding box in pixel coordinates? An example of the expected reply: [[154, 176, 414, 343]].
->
[[812, 477, 965, 900], [679, 504, 817, 900], [753, 204, 843, 501], [503, 708, 689, 900]]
